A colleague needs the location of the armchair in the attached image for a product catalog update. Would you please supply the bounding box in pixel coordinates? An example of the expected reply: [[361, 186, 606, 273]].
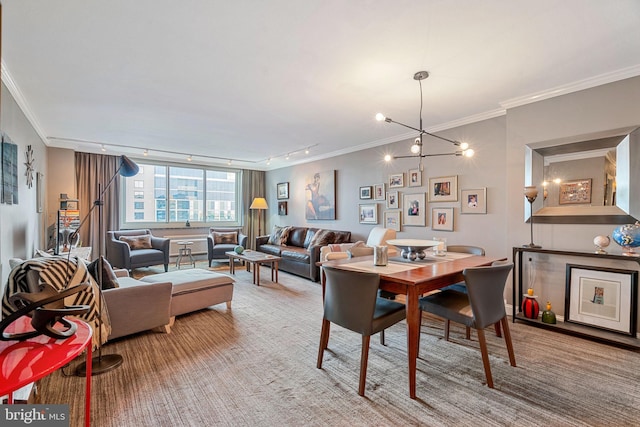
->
[[106, 229, 170, 272], [207, 228, 248, 267], [320, 227, 397, 261]]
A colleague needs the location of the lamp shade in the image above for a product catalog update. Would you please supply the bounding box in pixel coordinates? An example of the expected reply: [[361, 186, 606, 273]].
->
[[250, 197, 268, 210], [524, 186, 538, 199], [119, 155, 140, 177]]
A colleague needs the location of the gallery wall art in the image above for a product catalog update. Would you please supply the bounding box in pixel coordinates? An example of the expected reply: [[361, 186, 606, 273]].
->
[[305, 169, 336, 220]]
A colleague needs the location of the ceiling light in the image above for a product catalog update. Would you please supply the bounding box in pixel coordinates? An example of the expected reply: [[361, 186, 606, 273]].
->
[[285, 153, 290, 160], [305, 148, 310, 154], [101, 144, 106, 152], [227, 159, 232, 165], [187, 155, 192, 162], [377, 70, 473, 169], [143, 149, 149, 156]]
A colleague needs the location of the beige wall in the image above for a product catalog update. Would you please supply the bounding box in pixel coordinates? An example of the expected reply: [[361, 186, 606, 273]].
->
[[267, 75, 640, 325]]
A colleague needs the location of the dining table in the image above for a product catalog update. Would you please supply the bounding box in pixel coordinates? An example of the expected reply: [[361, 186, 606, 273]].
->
[[319, 252, 504, 399]]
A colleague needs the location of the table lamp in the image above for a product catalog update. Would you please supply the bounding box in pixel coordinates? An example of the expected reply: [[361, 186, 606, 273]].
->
[[524, 186, 541, 248]]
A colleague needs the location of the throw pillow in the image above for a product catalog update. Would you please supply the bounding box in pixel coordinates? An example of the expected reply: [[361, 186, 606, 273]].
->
[[213, 231, 238, 245], [308, 229, 336, 247], [86, 256, 119, 290], [119, 235, 152, 250], [268, 226, 291, 245]]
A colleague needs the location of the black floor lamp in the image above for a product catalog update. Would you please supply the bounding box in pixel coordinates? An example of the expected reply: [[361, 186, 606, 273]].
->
[[73, 155, 139, 376]]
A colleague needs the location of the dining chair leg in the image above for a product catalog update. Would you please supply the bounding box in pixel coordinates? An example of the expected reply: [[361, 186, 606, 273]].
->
[[465, 326, 471, 340], [476, 328, 494, 388], [444, 319, 451, 341], [379, 329, 385, 346], [317, 319, 331, 369], [359, 335, 371, 396], [500, 316, 517, 367], [494, 321, 502, 337]]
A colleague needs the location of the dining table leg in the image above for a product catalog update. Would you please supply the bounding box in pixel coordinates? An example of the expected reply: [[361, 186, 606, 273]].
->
[[406, 286, 420, 399]]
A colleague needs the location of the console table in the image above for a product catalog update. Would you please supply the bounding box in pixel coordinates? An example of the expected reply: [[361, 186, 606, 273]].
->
[[512, 247, 640, 349]]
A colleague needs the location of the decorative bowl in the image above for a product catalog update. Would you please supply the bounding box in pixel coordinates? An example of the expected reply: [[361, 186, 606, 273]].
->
[[612, 222, 640, 256], [234, 245, 244, 254]]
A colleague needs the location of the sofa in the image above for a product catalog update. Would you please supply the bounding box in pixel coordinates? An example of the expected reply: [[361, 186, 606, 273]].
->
[[207, 228, 248, 267], [106, 229, 170, 272], [255, 226, 351, 281], [6, 257, 233, 341]]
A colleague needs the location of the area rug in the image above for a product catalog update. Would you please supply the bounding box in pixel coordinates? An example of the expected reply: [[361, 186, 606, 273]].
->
[[37, 267, 640, 426]]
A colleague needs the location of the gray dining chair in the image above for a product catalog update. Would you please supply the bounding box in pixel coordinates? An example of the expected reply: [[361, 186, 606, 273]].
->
[[432, 245, 491, 340], [418, 262, 516, 388], [317, 266, 406, 396]]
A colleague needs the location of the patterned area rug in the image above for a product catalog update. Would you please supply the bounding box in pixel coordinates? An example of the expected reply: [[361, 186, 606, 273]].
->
[[38, 266, 640, 426]]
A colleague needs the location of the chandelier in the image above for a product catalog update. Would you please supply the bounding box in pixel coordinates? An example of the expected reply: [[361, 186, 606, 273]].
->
[[377, 71, 474, 171]]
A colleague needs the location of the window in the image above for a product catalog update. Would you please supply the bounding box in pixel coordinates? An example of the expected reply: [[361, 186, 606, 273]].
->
[[121, 161, 241, 228]]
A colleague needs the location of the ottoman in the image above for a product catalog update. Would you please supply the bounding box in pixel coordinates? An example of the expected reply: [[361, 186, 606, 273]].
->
[[139, 269, 234, 319]]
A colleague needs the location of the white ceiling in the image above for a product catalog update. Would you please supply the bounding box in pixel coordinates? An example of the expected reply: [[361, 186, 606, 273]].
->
[[3, 0, 640, 170]]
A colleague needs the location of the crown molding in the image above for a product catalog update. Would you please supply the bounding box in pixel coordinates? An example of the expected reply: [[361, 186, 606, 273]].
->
[[500, 64, 640, 110], [1, 60, 50, 146]]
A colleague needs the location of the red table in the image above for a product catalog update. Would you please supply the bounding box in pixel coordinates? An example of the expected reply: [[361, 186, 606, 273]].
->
[[0, 316, 92, 426]]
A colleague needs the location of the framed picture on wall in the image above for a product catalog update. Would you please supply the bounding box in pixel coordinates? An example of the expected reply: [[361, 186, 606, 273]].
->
[[278, 201, 288, 216], [386, 191, 399, 209], [359, 204, 378, 224], [374, 183, 385, 200], [461, 188, 487, 214], [403, 193, 426, 226], [408, 168, 422, 187], [428, 175, 458, 202], [389, 173, 404, 188], [559, 179, 592, 205], [432, 207, 454, 231], [360, 186, 372, 199], [384, 210, 401, 231], [277, 182, 289, 200]]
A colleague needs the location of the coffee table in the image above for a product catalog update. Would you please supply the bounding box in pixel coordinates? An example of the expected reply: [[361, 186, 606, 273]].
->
[[226, 250, 281, 286]]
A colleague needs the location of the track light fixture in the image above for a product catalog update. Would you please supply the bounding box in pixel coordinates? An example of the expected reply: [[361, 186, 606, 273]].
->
[[377, 71, 474, 171]]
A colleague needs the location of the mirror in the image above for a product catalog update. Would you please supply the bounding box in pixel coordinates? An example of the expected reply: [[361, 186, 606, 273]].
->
[[525, 126, 640, 224]]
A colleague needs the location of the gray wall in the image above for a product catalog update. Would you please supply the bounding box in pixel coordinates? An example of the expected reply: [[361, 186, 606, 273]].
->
[[266, 75, 640, 324], [0, 83, 48, 286]]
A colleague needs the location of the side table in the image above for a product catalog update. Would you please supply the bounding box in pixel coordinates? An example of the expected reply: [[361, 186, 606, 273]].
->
[[0, 317, 93, 427], [176, 241, 196, 269]]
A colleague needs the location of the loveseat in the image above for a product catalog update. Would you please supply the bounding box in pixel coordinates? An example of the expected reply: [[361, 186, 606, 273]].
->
[[255, 226, 351, 281]]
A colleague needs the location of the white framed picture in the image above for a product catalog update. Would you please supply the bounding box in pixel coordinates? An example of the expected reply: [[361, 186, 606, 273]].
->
[[389, 173, 404, 188], [428, 175, 458, 202], [408, 168, 422, 187], [403, 193, 426, 226], [386, 191, 399, 209], [461, 188, 487, 214], [432, 207, 454, 231], [384, 210, 401, 231], [374, 183, 386, 200], [359, 203, 378, 224]]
